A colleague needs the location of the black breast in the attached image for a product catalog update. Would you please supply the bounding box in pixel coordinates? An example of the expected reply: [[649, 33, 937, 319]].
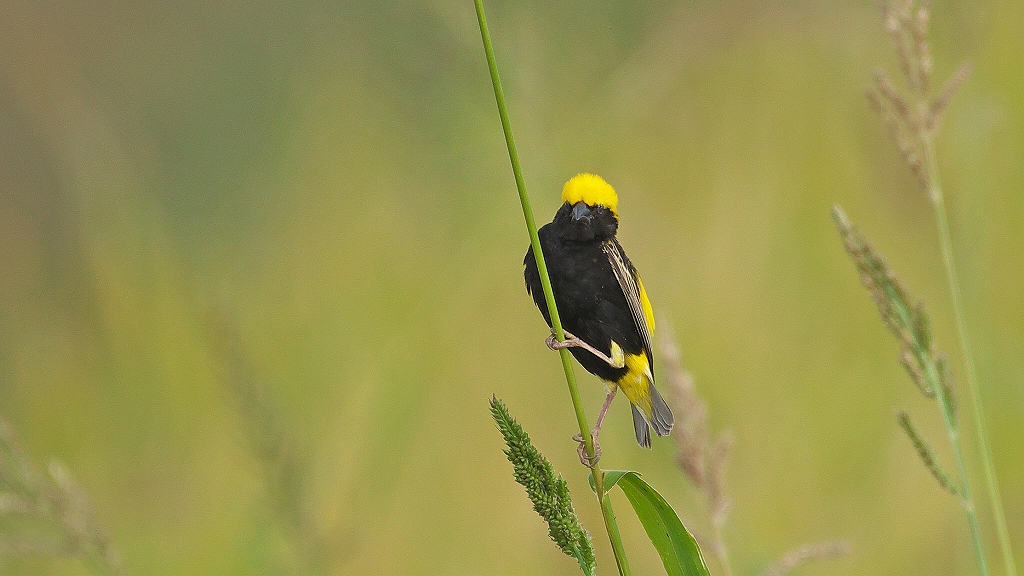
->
[[524, 224, 643, 382]]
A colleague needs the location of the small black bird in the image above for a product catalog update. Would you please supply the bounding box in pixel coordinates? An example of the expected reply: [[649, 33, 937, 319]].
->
[[525, 174, 673, 462]]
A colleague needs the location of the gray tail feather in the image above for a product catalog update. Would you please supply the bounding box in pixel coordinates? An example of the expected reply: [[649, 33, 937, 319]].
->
[[632, 404, 652, 449], [649, 383, 674, 437]]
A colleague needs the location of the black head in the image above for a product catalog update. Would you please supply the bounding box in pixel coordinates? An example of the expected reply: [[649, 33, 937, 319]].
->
[[552, 201, 619, 242]]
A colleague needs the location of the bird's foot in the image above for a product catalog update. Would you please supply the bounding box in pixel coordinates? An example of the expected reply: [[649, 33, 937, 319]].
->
[[545, 330, 625, 369], [545, 332, 570, 350], [572, 429, 602, 467]]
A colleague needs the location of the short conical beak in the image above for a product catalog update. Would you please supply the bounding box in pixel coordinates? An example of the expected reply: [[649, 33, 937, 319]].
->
[[571, 202, 592, 222]]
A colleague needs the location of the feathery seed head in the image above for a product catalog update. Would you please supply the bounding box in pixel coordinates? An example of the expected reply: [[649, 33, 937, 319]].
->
[[562, 173, 619, 217], [489, 397, 595, 575]]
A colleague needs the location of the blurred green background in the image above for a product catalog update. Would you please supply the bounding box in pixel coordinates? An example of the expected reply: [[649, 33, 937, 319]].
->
[[0, 0, 1021, 574]]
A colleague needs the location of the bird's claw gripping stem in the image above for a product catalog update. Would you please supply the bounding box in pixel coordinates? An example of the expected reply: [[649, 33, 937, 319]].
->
[[546, 330, 625, 369], [572, 430, 602, 467]]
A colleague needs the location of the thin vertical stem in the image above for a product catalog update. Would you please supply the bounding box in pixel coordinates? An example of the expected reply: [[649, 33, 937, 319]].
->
[[924, 136, 1017, 576], [886, 271, 986, 574], [601, 493, 632, 576], [473, 2, 631, 574], [924, 329, 987, 576], [472, 0, 591, 455], [712, 522, 735, 576]]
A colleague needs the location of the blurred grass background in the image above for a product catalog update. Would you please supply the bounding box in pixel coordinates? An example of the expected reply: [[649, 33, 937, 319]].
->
[[0, 0, 1021, 574]]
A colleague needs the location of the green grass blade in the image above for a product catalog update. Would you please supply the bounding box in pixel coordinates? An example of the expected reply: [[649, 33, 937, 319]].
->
[[596, 471, 712, 576]]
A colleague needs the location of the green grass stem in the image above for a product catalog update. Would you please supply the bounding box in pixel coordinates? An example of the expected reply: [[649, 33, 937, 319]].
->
[[924, 135, 1017, 576], [866, 4, 1015, 567], [835, 202, 988, 576], [473, 2, 631, 574], [901, 263, 987, 575]]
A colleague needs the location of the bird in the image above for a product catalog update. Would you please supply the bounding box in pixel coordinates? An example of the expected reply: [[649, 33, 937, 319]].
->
[[524, 173, 673, 464]]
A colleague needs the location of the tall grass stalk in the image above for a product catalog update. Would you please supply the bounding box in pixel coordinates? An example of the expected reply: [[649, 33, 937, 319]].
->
[[866, 2, 1016, 573], [472, 1, 631, 574], [926, 141, 1017, 576], [209, 309, 330, 575], [834, 205, 987, 575]]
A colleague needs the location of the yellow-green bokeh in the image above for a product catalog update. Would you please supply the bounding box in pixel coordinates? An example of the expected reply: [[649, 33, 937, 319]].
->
[[0, 1, 1021, 574]]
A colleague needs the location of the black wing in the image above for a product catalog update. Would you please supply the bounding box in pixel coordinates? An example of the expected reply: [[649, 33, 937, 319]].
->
[[601, 239, 655, 373]]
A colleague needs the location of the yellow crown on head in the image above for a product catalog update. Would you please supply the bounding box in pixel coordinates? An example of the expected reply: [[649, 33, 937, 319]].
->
[[561, 173, 618, 217]]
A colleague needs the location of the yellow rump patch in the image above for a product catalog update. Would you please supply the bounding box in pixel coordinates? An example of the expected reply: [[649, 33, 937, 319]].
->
[[616, 350, 654, 419], [562, 173, 619, 216]]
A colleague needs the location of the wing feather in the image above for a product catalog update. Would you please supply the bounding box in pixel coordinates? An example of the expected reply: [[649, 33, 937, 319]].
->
[[602, 240, 655, 372]]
